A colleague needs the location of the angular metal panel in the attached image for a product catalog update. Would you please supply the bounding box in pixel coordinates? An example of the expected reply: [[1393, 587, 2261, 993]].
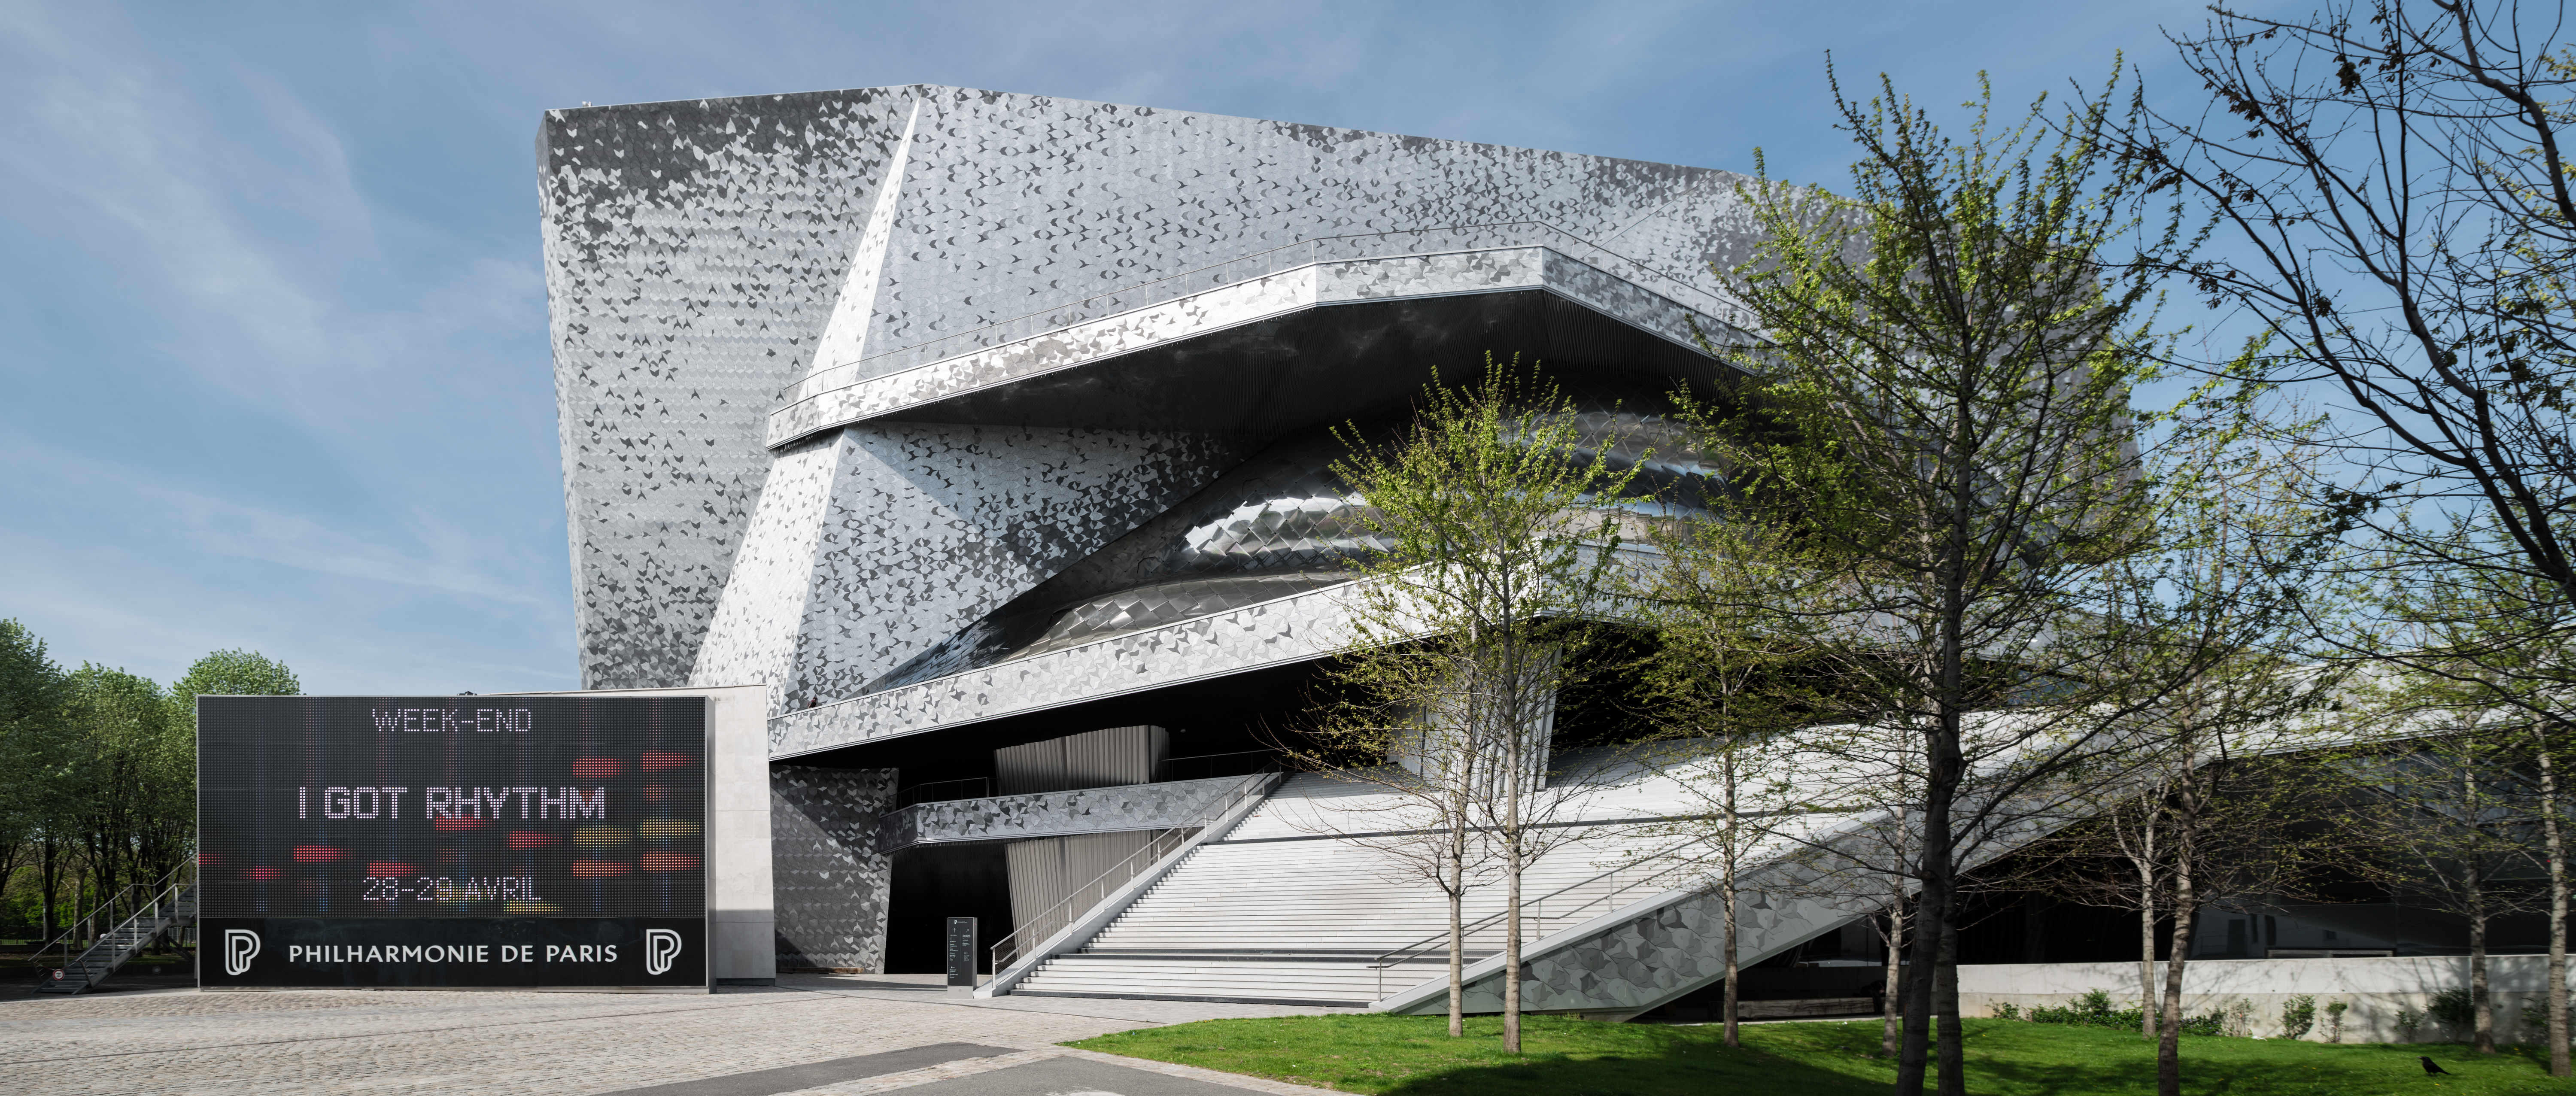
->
[[544, 84, 1763, 694], [878, 775, 1252, 854], [769, 765, 897, 971]]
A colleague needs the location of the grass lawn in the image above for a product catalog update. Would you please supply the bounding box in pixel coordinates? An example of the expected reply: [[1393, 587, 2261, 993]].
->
[[1069, 1013, 2576, 1095]]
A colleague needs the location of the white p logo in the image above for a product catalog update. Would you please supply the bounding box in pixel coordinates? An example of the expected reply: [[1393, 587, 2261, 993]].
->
[[223, 930, 261, 976], [643, 929, 683, 976]]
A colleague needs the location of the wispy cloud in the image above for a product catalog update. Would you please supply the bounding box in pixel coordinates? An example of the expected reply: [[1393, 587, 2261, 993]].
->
[[0, 0, 2224, 693]]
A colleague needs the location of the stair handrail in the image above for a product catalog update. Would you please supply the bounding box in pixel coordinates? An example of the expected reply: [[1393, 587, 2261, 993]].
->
[[31, 857, 197, 987], [986, 765, 1280, 975], [31, 883, 141, 980], [1367, 833, 1709, 997]]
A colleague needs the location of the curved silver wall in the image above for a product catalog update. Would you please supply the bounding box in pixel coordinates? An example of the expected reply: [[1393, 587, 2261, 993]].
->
[[859, 377, 1723, 695]]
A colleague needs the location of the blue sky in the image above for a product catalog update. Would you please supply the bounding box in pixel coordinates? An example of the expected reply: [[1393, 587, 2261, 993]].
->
[[0, 0, 2214, 694]]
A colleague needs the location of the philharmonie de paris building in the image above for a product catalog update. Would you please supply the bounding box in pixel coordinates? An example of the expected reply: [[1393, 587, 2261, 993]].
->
[[535, 85, 2386, 1018]]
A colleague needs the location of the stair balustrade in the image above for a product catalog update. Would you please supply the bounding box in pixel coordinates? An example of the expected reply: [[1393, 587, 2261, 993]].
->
[[1367, 835, 1709, 998], [986, 765, 1280, 978], [33, 859, 199, 995]]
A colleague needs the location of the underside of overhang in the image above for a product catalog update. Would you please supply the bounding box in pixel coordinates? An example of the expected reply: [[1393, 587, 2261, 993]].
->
[[863, 289, 1736, 435]]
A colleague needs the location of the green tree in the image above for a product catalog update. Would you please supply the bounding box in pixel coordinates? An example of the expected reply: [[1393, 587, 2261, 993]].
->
[[1315, 361, 1639, 1053], [61, 666, 181, 918], [1698, 66, 2186, 1096], [0, 620, 70, 936], [2108, 6, 2576, 1070], [1634, 519, 1820, 1049], [169, 648, 301, 728], [2344, 537, 2576, 1058]]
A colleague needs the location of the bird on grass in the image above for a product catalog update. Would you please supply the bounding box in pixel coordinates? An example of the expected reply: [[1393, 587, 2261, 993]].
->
[[2420, 1056, 2451, 1075]]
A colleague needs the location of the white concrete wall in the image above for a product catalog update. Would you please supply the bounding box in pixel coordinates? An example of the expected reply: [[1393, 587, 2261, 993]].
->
[[1961, 956, 2576, 1044], [701, 684, 775, 984], [495, 684, 774, 984]]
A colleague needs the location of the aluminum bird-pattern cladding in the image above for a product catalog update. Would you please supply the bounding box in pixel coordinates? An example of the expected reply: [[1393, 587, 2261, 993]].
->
[[768, 244, 1737, 446], [543, 83, 1761, 705], [852, 382, 1721, 703], [875, 775, 1252, 854], [769, 765, 898, 972], [690, 422, 1248, 714]]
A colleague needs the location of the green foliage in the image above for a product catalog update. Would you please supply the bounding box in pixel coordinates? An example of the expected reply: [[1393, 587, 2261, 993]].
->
[[1072, 1013, 2567, 1095], [0, 619, 68, 732], [1306, 357, 1643, 779], [0, 621, 72, 914], [61, 664, 192, 889], [2517, 998, 2564, 1041], [2397, 1006, 2426, 1042], [2024, 988, 2224, 1037], [0, 629, 298, 936], [2432, 987, 2480, 1030], [2281, 994, 2315, 1041], [168, 648, 300, 729]]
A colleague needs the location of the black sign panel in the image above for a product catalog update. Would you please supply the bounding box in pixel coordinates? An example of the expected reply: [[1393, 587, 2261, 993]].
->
[[945, 917, 978, 988], [198, 917, 705, 987], [197, 696, 708, 988]]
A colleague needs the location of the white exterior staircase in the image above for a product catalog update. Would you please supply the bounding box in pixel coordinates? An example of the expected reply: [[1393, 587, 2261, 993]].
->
[[1005, 770, 1696, 1006]]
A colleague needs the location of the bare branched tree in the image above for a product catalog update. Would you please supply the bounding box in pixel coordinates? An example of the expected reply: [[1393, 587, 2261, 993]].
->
[[2103, 4, 2576, 1067]]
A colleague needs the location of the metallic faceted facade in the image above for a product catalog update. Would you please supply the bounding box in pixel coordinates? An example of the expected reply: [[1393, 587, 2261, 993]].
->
[[769, 765, 897, 972], [545, 85, 1770, 996], [540, 85, 1760, 703]]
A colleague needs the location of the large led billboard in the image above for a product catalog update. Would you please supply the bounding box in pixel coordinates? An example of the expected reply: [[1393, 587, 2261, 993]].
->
[[197, 695, 708, 989]]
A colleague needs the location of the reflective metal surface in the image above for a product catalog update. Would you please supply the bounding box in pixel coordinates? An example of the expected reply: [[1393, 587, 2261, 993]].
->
[[857, 426, 1379, 693], [858, 381, 1723, 696], [541, 84, 1766, 695]]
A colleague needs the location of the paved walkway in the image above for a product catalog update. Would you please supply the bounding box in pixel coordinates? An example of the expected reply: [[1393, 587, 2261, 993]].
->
[[0, 973, 1350, 1096]]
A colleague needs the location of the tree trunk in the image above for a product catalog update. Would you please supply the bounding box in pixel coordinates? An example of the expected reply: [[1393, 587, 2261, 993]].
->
[[1883, 896, 1907, 1057], [1897, 720, 1961, 1096], [1722, 753, 1741, 1048], [2133, 797, 2161, 1040], [1501, 695, 1525, 1055], [1898, 893, 1939, 1096], [39, 836, 60, 942], [1448, 839, 1466, 1038], [1935, 907, 1964, 1096], [2542, 738, 2570, 1076], [2472, 897, 2494, 1052], [2138, 868, 2158, 1039], [2158, 884, 2196, 1096]]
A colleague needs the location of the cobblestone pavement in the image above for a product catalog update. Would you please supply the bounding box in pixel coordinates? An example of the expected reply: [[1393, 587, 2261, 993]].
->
[[0, 974, 1348, 1096]]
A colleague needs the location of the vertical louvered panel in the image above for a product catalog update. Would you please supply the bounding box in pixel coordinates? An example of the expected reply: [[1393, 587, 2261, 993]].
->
[[1003, 830, 1161, 936], [994, 739, 1065, 795], [1063, 726, 1166, 788], [994, 726, 1167, 795]]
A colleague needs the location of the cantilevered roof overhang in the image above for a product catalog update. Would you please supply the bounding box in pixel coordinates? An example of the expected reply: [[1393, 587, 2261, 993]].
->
[[769, 578, 1349, 759], [767, 243, 1745, 446]]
